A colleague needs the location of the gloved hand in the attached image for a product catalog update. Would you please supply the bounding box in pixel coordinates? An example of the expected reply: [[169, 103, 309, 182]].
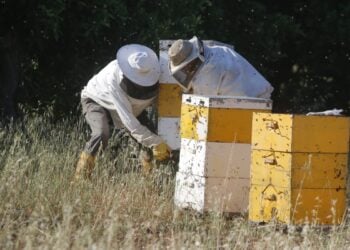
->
[[152, 142, 171, 161]]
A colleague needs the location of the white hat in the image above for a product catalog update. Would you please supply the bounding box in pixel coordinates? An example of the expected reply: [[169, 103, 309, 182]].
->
[[168, 36, 204, 74], [117, 44, 160, 86]]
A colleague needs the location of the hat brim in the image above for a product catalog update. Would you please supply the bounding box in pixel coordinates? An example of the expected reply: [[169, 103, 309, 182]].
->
[[169, 36, 201, 74], [117, 44, 160, 86]]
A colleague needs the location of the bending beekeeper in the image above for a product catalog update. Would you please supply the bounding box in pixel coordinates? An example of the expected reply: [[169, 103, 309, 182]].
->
[[168, 36, 274, 98], [74, 44, 171, 180]]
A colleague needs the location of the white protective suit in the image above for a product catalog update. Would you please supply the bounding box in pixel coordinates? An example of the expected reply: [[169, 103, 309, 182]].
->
[[190, 45, 273, 98], [81, 60, 163, 147]]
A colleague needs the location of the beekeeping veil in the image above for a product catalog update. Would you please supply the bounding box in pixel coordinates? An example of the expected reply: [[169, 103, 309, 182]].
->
[[168, 36, 204, 92]]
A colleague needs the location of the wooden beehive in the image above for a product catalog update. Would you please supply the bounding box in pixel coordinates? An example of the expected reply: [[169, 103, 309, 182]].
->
[[158, 40, 183, 150], [249, 113, 350, 225], [174, 94, 272, 213]]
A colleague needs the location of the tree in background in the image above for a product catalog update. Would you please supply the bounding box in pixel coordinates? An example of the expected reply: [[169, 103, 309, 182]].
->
[[0, 0, 349, 117]]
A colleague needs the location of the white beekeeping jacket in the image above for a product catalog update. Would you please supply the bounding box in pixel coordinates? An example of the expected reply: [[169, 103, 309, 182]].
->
[[190, 45, 274, 98], [81, 60, 163, 148]]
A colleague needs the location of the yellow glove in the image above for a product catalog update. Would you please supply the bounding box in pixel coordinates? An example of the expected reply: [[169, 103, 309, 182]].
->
[[152, 143, 171, 161]]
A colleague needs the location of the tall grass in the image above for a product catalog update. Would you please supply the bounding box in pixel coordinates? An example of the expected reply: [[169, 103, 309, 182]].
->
[[0, 111, 349, 249]]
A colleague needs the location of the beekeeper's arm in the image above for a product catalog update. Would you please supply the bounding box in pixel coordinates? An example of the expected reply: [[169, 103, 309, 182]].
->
[[110, 86, 170, 160]]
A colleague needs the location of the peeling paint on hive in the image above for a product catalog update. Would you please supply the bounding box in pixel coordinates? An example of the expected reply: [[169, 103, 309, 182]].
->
[[175, 94, 272, 213], [249, 113, 349, 225]]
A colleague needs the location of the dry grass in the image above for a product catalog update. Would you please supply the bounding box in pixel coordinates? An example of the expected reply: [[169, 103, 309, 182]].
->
[[0, 111, 350, 249]]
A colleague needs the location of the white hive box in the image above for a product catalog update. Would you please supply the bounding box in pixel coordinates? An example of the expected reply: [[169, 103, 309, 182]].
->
[[175, 171, 250, 213], [174, 94, 272, 213], [157, 40, 235, 150]]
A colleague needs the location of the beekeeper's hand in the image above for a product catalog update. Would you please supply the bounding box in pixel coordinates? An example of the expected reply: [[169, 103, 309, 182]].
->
[[152, 142, 171, 161]]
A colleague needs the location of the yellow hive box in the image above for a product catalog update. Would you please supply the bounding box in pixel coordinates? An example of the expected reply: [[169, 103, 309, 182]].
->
[[249, 113, 350, 225], [251, 113, 349, 153], [180, 95, 272, 143], [174, 94, 272, 213]]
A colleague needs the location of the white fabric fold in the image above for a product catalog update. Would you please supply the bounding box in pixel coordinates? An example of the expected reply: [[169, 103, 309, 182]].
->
[[191, 45, 274, 98]]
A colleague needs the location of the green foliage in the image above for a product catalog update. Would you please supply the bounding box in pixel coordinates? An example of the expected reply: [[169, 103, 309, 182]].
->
[[1, 0, 349, 116]]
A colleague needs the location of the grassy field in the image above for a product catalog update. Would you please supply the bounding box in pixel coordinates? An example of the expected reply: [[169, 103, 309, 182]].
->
[[0, 111, 350, 249]]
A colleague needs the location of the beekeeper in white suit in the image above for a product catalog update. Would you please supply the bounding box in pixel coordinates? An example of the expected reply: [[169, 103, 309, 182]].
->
[[74, 44, 171, 180], [168, 36, 273, 98]]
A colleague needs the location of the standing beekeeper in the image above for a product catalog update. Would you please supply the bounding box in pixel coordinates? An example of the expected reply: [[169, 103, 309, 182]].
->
[[74, 44, 171, 180], [168, 36, 274, 98]]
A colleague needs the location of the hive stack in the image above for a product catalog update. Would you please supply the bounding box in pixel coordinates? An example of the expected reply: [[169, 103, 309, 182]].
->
[[158, 40, 183, 150], [174, 94, 272, 213], [249, 113, 350, 225]]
